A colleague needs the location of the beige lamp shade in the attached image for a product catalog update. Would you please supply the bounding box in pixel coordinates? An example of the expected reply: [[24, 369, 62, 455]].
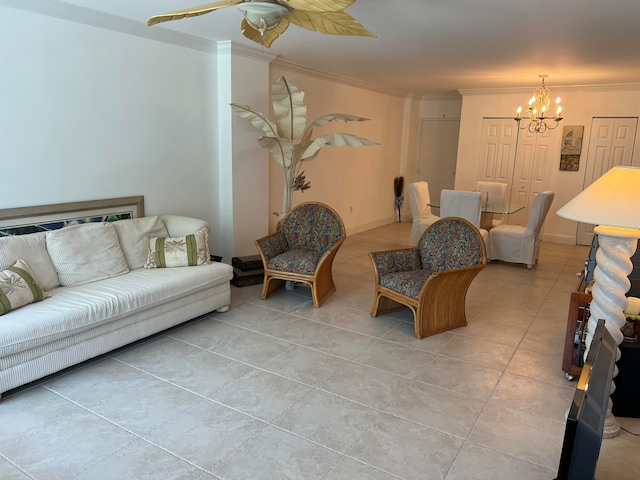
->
[[556, 166, 640, 230]]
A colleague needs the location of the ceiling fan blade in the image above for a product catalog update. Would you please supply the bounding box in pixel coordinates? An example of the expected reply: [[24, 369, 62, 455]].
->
[[147, 0, 245, 27], [241, 17, 290, 48], [282, 0, 355, 13], [287, 10, 375, 37]]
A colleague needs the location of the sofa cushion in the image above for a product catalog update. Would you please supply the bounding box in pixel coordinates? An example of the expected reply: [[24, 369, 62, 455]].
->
[[145, 229, 210, 268], [112, 216, 169, 270], [0, 232, 60, 291], [0, 262, 233, 357], [46, 223, 130, 286], [0, 259, 49, 315]]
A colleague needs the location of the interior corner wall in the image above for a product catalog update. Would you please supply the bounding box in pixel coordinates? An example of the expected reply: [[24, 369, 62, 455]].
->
[[0, 6, 220, 240], [267, 66, 411, 235], [457, 86, 640, 244], [216, 43, 271, 261]]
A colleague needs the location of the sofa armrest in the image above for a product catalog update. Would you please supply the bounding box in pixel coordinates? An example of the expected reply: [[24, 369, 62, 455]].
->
[[159, 215, 209, 237], [369, 248, 421, 278]]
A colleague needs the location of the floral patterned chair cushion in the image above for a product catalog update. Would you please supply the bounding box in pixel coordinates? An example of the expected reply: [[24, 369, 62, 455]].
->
[[280, 203, 344, 255], [379, 269, 434, 299], [268, 249, 322, 275]]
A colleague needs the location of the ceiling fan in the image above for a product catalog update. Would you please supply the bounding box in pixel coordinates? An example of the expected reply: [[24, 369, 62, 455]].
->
[[147, 0, 375, 48]]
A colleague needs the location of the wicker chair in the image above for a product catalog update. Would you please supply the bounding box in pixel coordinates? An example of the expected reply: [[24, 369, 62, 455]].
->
[[254, 202, 345, 307], [369, 217, 487, 338]]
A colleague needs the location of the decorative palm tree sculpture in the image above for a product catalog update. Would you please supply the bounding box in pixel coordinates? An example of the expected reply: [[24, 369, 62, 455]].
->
[[231, 76, 379, 217]]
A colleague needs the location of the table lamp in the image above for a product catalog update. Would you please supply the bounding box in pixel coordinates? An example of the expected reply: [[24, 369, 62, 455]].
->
[[556, 165, 640, 437]]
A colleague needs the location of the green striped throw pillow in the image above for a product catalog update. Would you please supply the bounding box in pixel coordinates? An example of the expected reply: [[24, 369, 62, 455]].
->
[[0, 259, 50, 315], [145, 229, 211, 268]]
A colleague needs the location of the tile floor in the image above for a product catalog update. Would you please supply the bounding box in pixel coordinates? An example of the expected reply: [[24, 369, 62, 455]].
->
[[1, 222, 639, 479]]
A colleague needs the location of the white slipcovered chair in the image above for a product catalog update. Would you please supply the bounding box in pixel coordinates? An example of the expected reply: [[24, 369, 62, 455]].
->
[[476, 181, 508, 228], [488, 191, 554, 269], [440, 190, 489, 246], [408, 181, 440, 246]]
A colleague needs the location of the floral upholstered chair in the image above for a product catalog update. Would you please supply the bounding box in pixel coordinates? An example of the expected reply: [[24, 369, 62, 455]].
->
[[254, 202, 346, 307], [369, 217, 486, 338]]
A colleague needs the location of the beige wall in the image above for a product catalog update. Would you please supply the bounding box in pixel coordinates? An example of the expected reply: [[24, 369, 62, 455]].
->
[[456, 85, 640, 244], [268, 66, 413, 235]]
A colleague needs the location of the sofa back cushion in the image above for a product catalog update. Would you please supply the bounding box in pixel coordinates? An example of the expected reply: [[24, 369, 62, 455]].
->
[[46, 223, 129, 286], [112, 216, 169, 270], [0, 232, 60, 291]]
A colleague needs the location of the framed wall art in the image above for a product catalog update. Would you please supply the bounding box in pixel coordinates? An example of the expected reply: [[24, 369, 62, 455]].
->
[[559, 125, 584, 171]]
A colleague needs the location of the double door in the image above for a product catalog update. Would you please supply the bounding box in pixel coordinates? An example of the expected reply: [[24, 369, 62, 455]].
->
[[477, 118, 554, 226]]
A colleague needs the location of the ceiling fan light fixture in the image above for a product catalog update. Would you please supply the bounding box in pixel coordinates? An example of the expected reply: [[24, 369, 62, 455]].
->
[[238, 2, 290, 34]]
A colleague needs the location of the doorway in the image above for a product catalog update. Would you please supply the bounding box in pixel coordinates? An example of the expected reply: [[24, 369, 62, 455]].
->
[[416, 118, 459, 204]]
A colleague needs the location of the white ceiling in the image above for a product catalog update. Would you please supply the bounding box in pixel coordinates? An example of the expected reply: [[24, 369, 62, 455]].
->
[[17, 0, 640, 95]]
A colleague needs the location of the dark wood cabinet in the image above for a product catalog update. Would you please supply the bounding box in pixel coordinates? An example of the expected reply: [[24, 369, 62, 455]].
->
[[562, 274, 591, 380]]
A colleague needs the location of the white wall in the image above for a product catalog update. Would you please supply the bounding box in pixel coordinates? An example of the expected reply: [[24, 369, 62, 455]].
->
[[0, 7, 219, 226], [1, 5, 418, 259], [268, 66, 410, 234], [456, 85, 640, 244]]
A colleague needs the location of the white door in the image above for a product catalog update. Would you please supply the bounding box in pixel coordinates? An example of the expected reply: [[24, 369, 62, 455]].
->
[[508, 127, 554, 226], [477, 118, 518, 184], [576, 117, 638, 245], [416, 119, 459, 204]]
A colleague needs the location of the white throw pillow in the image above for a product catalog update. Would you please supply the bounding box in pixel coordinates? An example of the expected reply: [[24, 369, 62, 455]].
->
[[112, 216, 169, 270], [46, 223, 129, 286], [0, 232, 60, 291]]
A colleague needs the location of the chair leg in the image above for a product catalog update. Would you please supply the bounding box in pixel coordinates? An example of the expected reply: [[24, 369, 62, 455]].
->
[[262, 276, 285, 300], [311, 274, 336, 307]]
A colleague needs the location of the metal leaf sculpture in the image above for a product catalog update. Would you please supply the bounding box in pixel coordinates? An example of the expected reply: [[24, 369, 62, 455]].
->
[[147, 0, 375, 48], [230, 76, 379, 216]]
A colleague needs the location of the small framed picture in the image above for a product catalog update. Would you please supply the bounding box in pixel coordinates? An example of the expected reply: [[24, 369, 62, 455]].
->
[[560, 126, 584, 171]]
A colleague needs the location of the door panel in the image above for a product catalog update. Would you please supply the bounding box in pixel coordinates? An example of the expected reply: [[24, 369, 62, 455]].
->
[[576, 117, 638, 245]]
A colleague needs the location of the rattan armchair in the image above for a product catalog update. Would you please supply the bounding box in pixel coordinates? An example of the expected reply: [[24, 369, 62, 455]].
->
[[254, 202, 345, 308], [369, 217, 487, 338]]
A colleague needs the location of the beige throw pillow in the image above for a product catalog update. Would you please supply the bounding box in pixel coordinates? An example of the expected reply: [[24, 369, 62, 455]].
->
[[0, 259, 50, 316], [145, 229, 211, 268], [112, 216, 169, 270], [46, 223, 129, 286], [0, 232, 60, 291]]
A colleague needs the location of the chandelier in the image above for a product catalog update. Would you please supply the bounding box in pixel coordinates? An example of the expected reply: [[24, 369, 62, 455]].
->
[[515, 75, 563, 133]]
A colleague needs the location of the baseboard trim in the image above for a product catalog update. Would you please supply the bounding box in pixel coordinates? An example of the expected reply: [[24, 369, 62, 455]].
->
[[542, 233, 577, 245]]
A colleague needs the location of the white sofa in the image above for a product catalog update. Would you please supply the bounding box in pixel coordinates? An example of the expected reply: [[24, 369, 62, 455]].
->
[[0, 214, 233, 397]]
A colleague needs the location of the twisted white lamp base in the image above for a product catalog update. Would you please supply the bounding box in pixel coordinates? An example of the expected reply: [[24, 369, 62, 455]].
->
[[586, 225, 640, 438]]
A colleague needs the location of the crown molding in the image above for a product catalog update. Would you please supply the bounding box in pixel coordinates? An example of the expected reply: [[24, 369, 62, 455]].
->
[[4, 0, 400, 95], [1, 0, 220, 53], [271, 57, 407, 98], [458, 83, 640, 96], [420, 93, 463, 101]]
